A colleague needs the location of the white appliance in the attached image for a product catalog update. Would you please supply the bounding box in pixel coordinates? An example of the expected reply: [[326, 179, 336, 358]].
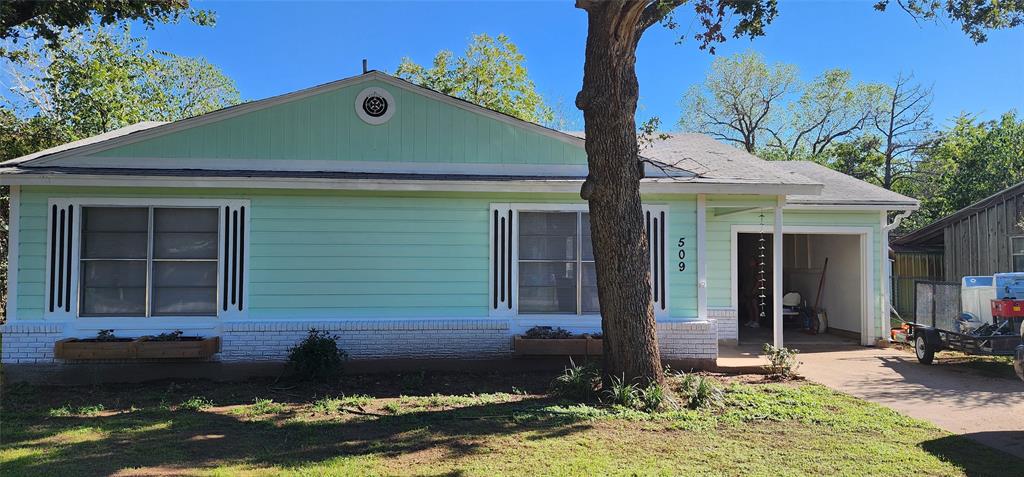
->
[[961, 276, 996, 324]]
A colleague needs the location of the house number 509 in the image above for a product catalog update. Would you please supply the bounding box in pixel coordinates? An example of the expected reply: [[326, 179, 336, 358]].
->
[[677, 237, 686, 271]]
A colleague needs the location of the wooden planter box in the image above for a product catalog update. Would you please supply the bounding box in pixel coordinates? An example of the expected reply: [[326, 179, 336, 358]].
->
[[135, 337, 220, 359], [54, 338, 135, 360], [54, 337, 220, 360], [513, 336, 603, 356]]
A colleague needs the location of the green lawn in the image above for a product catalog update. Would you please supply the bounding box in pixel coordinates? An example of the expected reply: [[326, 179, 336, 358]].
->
[[1, 372, 1018, 476]]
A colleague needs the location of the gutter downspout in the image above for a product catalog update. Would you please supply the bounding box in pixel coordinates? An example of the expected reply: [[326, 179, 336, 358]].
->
[[880, 209, 914, 343]]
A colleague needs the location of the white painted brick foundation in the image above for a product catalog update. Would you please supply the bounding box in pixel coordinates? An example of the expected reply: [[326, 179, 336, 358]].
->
[[709, 308, 738, 342], [657, 320, 717, 360], [220, 320, 513, 361], [1, 318, 721, 367], [0, 323, 64, 364]]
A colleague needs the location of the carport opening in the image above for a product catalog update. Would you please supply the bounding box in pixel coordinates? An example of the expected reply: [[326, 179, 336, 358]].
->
[[737, 233, 863, 347]]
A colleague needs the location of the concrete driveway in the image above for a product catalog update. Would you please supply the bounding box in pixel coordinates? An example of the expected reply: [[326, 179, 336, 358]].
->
[[798, 346, 1024, 459]]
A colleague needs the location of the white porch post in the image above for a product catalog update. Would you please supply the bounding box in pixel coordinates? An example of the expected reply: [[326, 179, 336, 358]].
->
[[697, 194, 707, 321], [773, 195, 784, 348]]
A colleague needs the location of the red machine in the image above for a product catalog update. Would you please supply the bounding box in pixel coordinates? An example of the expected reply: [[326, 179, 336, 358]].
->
[[992, 299, 1024, 319]]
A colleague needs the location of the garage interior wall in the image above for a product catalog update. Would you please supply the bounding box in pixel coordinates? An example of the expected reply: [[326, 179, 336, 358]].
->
[[783, 234, 863, 335]]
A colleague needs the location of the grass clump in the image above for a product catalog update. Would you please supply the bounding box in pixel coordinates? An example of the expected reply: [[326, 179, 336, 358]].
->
[[312, 395, 373, 414], [178, 396, 214, 411], [550, 359, 600, 401], [676, 373, 724, 410], [47, 403, 105, 417], [232, 398, 285, 417]]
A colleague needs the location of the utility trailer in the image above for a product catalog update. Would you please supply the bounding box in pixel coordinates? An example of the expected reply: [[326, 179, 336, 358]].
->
[[906, 274, 1024, 381]]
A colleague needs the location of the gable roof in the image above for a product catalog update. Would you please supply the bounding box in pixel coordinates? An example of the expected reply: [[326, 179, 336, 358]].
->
[[4, 71, 584, 169], [770, 161, 918, 209], [0, 70, 912, 205]]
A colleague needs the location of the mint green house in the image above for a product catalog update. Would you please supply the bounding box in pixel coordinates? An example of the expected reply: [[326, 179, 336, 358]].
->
[[0, 71, 917, 372]]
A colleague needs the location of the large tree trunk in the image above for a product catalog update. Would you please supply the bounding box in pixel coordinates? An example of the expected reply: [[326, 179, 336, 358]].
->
[[576, 1, 663, 386]]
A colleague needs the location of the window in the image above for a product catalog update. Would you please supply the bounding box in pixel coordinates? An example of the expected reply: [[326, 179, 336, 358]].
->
[[517, 211, 598, 314], [1013, 236, 1024, 272], [79, 207, 219, 317]]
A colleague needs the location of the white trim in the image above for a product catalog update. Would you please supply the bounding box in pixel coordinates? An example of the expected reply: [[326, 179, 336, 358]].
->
[[47, 197, 250, 324], [696, 194, 707, 321], [729, 223, 877, 346], [6, 185, 19, 321], [17, 71, 584, 168], [773, 196, 784, 348], [0, 173, 825, 196], [23, 157, 593, 176], [1011, 236, 1024, 272]]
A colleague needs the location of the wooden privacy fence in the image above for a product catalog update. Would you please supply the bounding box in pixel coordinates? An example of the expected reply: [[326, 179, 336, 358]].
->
[[892, 252, 944, 319]]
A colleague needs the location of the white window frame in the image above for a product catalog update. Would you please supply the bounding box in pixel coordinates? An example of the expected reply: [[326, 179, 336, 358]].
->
[[1012, 236, 1024, 272], [490, 203, 670, 321], [44, 198, 250, 323]]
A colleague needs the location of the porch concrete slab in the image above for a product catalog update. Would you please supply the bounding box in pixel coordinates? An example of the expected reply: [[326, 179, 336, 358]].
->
[[797, 346, 1024, 459]]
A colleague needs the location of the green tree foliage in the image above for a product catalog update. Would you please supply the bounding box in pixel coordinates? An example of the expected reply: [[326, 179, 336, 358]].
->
[[901, 111, 1024, 230], [395, 33, 554, 125], [0, 26, 239, 320], [4, 26, 240, 138], [679, 51, 798, 153], [0, 0, 213, 59], [680, 52, 883, 158]]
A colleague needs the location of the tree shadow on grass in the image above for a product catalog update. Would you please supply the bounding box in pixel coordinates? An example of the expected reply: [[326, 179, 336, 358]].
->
[[2, 385, 594, 476], [920, 431, 1024, 477]]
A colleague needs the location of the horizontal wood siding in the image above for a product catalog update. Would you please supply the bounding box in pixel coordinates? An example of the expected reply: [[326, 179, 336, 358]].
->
[[88, 80, 585, 166], [15, 187, 698, 321]]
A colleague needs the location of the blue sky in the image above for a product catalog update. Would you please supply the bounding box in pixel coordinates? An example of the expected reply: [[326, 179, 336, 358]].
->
[[138, 1, 1023, 129]]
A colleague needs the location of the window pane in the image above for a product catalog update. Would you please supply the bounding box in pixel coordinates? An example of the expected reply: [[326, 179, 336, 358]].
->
[[80, 261, 146, 316], [582, 262, 599, 313], [82, 207, 148, 259], [1015, 255, 1024, 273], [581, 213, 594, 261], [152, 261, 217, 315], [1013, 237, 1024, 255], [519, 212, 577, 260], [518, 261, 576, 313], [153, 208, 218, 259]]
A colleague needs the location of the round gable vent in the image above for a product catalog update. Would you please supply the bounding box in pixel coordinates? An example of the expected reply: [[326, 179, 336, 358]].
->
[[355, 87, 395, 125]]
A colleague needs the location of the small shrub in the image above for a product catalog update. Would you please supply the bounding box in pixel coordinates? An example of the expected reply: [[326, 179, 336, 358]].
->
[[638, 381, 670, 412], [95, 329, 117, 342], [677, 374, 724, 410], [382, 402, 401, 414], [763, 344, 801, 378], [152, 330, 183, 341], [603, 374, 641, 410], [179, 396, 213, 411], [551, 359, 600, 401], [288, 328, 348, 381], [524, 326, 573, 339]]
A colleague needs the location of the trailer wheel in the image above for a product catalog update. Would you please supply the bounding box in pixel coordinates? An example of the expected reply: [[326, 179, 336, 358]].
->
[[915, 335, 935, 364]]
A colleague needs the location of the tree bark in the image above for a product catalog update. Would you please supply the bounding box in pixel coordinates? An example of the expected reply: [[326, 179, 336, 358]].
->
[[576, 1, 664, 386]]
